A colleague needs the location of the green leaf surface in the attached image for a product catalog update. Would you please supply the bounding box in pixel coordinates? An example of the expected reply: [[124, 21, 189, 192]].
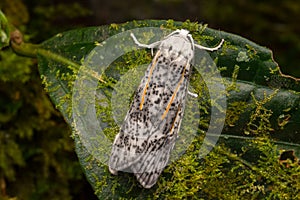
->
[[35, 20, 300, 198]]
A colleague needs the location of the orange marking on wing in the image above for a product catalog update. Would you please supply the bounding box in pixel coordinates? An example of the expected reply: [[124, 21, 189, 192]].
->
[[168, 105, 182, 136], [140, 50, 161, 110], [161, 62, 189, 120]]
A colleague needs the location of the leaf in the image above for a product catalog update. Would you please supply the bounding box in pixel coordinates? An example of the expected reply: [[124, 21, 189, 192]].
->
[[33, 20, 300, 198]]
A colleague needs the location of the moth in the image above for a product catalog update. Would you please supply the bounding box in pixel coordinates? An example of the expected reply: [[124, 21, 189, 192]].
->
[[109, 29, 224, 188]]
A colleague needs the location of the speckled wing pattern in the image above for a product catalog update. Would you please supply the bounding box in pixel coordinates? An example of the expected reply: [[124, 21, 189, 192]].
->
[[108, 30, 224, 188]]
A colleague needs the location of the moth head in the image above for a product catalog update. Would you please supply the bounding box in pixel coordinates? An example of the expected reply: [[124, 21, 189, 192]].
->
[[178, 29, 189, 36], [169, 29, 189, 36], [170, 29, 194, 47]]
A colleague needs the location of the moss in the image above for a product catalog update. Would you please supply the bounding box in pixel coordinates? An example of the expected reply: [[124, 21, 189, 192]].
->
[[87, 20, 300, 199], [28, 18, 300, 199], [245, 89, 278, 135], [226, 101, 249, 127]]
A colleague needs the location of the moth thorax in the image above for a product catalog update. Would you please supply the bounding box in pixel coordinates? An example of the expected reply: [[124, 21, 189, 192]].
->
[[161, 39, 194, 60]]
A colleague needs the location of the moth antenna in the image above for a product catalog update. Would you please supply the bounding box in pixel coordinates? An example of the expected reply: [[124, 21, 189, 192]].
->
[[130, 33, 161, 55], [194, 38, 224, 51]]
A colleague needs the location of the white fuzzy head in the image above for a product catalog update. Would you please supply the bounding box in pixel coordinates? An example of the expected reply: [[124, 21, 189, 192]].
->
[[159, 29, 194, 60]]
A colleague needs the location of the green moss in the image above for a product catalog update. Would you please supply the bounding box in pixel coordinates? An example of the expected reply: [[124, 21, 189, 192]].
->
[[245, 89, 278, 135], [226, 101, 249, 127], [26, 18, 300, 199], [85, 20, 299, 199]]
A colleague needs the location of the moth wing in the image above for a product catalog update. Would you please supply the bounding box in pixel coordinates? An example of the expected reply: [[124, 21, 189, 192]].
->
[[109, 59, 163, 172], [144, 51, 192, 125], [109, 50, 191, 187], [132, 105, 184, 188]]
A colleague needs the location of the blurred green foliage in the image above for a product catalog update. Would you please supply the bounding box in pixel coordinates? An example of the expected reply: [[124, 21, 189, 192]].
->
[[0, 0, 97, 199], [0, 11, 10, 48]]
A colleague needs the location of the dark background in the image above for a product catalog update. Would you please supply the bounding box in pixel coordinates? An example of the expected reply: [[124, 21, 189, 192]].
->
[[26, 0, 300, 76], [0, 0, 299, 199]]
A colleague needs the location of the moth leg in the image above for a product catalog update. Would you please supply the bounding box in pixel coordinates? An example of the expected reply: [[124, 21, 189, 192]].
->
[[109, 167, 118, 175], [194, 39, 224, 51], [188, 91, 198, 98], [130, 33, 161, 55]]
